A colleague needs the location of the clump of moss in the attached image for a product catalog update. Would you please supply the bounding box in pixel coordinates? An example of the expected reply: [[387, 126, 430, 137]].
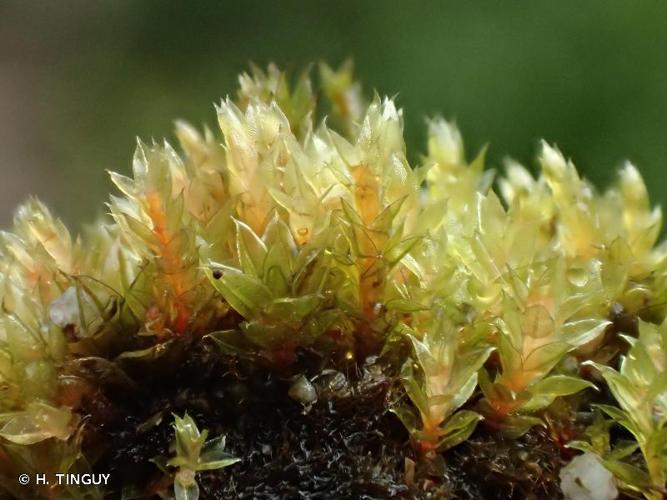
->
[[2, 62, 667, 499]]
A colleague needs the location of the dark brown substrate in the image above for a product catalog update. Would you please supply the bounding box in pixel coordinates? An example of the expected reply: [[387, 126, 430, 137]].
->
[[80, 340, 586, 499]]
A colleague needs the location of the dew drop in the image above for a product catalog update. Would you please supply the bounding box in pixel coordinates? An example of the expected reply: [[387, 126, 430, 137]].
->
[[566, 267, 588, 287]]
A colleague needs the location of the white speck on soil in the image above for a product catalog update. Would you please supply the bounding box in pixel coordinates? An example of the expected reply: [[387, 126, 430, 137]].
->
[[560, 452, 618, 500], [288, 375, 318, 409]]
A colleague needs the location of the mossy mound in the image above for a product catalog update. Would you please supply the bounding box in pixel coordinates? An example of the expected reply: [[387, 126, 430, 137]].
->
[[2, 64, 667, 499]]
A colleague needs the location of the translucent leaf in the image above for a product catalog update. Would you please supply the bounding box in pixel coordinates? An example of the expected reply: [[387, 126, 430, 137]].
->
[[0, 401, 74, 445], [593, 404, 639, 439], [386, 235, 423, 269], [500, 414, 545, 438], [521, 375, 594, 412], [529, 375, 595, 397], [371, 196, 407, 234], [207, 266, 272, 318], [400, 361, 429, 417], [197, 456, 240, 471], [115, 211, 155, 247], [437, 410, 483, 451], [174, 475, 199, 500], [522, 341, 571, 377], [265, 295, 322, 322], [241, 321, 291, 349], [566, 440, 598, 455], [608, 441, 640, 461], [205, 329, 255, 359], [234, 218, 267, 276], [198, 435, 241, 471], [385, 298, 428, 313], [519, 393, 556, 413], [561, 318, 611, 348], [390, 405, 419, 435], [587, 362, 642, 419], [600, 459, 651, 495], [109, 172, 137, 198], [264, 265, 290, 298]]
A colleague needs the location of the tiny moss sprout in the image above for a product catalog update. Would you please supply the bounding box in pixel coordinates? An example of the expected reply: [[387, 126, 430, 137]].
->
[[152, 413, 239, 500]]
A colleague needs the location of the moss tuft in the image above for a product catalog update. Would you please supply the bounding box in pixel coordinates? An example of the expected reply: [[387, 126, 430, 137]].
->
[[2, 63, 667, 499]]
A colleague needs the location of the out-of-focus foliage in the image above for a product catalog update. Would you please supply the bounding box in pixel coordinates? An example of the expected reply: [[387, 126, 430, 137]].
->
[[5, 1, 667, 232], [1, 64, 667, 497]]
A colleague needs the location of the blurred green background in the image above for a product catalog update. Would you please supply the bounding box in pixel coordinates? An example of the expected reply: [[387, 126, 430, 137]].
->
[[2, 0, 667, 228]]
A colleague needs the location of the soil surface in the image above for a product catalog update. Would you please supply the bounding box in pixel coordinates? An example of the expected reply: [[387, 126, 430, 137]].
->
[[89, 340, 574, 499]]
